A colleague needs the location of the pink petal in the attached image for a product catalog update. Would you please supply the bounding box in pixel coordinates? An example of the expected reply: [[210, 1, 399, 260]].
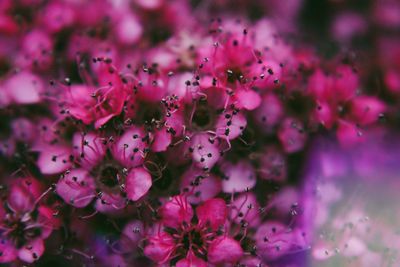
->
[[0, 239, 17, 263], [176, 251, 207, 267], [208, 236, 243, 264], [350, 96, 386, 126], [189, 133, 220, 170], [312, 101, 335, 129], [385, 69, 400, 93], [0, 15, 18, 35], [334, 66, 359, 101], [126, 167, 152, 201], [255, 221, 307, 261], [55, 168, 96, 208], [253, 93, 284, 132], [11, 117, 35, 142], [196, 198, 227, 231], [72, 132, 106, 169], [258, 145, 287, 182], [220, 160, 256, 193], [66, 85, 95, 124], [231, 193, 261, 227], [37, 144, 72, 175], [136, 77, 167, 102], [94, 114, 115, 129], [336, 120, 365, 147], [277, 117, 307, 153], [119, 220, 144, 252], [271, 187, 299, 216], [4, 71, 43, 104], [151, 128, 172, 152], [7, 177, 42, 213], [239, 256, 265, 267], [308, 69, 331, 99], [95, 192, 127, 214], [22, 30, 52, 58], [160, 195, 193, 229], [165, 110, 184, 136], [200, 85, 229, 109], [134, 0, 163, 10], [37, 205, 60, 238], [0, 86, 12, 108], [234, 89, 261, 110], [143, 232, 175, 264], [216, 110, 247, 140], [41, 2, 74, 33], [111, 126, 149, 168], [116, 14, 142, 45], [180, 167, 221, 204], [18, 238, 44, 263]]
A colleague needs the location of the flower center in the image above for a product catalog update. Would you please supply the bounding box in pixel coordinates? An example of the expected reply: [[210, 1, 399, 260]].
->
[[134, 101, 163, 130], [99, 166, 120, 188], [4, 213, 41, 248], [193, 107, 211, 128], [182, 229, 204, 251], [226, 67, 244, 84], [337, 101, 351, 117], [190, 100, 215, 130]]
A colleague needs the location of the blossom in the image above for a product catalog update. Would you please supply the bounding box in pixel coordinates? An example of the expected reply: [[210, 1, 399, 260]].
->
[[0, 0, 398, 265], [0, 177, 60, 263], [54, 130, 152, 213], [144, 195, 243, 265]]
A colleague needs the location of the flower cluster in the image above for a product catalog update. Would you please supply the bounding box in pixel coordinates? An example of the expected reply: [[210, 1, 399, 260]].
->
[[0, 0, 399, 266]]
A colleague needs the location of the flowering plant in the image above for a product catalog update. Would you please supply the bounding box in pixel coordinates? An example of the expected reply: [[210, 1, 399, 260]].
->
[[0, 0, 399, 266]]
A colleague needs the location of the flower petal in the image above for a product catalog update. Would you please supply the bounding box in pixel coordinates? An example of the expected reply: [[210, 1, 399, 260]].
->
[[160, 195, 193, 229], [18, 238, 44, 263], [0, 239, 17, 263], [143, 232, 175, 264], [208, 236, 243, 264], [55, 168, 96, 208], [126, 167, 152, 201], [221, 160, 256, 193], [37, 144, 72, 175], [196, 198, 227, 231]]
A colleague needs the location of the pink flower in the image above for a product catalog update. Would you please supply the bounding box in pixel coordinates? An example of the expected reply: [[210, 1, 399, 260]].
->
[[308, 66, 386, 147], [144, 195, 243, 265], [55, 129, 152, 213], [64, 60, 128, 128], [0, 177, 60, 263]]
